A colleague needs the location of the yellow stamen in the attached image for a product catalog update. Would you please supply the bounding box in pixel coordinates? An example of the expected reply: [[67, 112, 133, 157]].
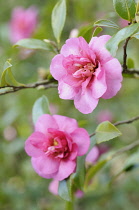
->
[[53, 139, 58, 146]]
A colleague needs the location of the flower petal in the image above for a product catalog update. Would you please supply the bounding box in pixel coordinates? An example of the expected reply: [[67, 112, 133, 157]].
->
[[102, 58, 122, 99], [91, 66, 107, 99], [63, 75, 82, 87], [85, 146, 99, 164], [70, 128, 90, 156], [61, 37, 87, 57], [89, 35, 112, 64], [25, 132, 46, 157], [35, 114, 58, 135], [74, 89, 98, 114], [68, 143, 78, 160], [58, 81, 77, 99], [31, 156, 60, 177], [50, 54, 66, 80], [53, 115, 78, 133], [53, 159, 76, 181]]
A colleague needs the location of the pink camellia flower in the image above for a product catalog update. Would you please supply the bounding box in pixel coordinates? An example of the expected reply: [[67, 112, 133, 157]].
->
[[50, 35, 122, 114], [25, 114, 90, 181], [86, 144, 109, 164], [9, 6, 38, 43]]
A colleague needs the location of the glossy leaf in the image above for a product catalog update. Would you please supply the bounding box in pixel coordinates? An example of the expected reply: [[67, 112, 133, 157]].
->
[[106, 23, 139, 56], [113, 0, 136, 21], [52, 0, 66, 43], [1, 61, 25, 87], [58, 179, 72, 202], [123, 151, 139, 171], [14, 38, 55, 51], [94, 19, 119, 29], [78, 23, 94, 42], [72, 156, 85, 190], [92, 27, 103, 37], [32, 96, 50, 124], [84, 159, 108, 189], [131, 30, 139, 39], [96, 121, 121, 144]]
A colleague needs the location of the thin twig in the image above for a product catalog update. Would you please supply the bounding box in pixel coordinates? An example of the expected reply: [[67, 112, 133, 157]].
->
[[108, 139, 139, 185], [122, 36, 139, 75], [123, 69, 139, 75], [122, 37, 130, 71], [89, 115, 139, 138], [0, 80, 58, 96], [114, 115, 139, 126], [89, 132, 96, 138], [112, 139, 139, 158]]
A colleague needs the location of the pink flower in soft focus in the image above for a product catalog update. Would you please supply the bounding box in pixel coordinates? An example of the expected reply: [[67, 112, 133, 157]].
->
[[75, 190, 84, 198], [86, 145, 109, 164], [96, 110, 113, 123], [49, 179, 59, 195], [50, 35, 122, 114], [49, 179, 84, 198], [25, 114, 90, 181], [9, 6, 38, 43], [119, 19, 128, 28], [49, 104, 58, 115]]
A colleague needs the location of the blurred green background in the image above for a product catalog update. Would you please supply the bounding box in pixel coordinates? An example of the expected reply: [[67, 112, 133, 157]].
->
[[0, 0, 139, 209]]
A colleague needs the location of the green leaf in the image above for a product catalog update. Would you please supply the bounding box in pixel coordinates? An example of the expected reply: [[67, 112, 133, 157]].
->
[[78, 23, 93, 35], [113, 0, 136, 21], [106, 23, 139, 56], [65, 201, 74, 210], [1, 61, 25, 87], [110, 151, 139, 184], [32, 96, 50, 124], [58, 179, 72, 202], [78, 23, 94, 42], [96, 121, 122, 144], [52, 0, 66, 43], [94, 19, 119, 29], [92, 27, 103, 37], [131, 30, 139, 39], [84, 159, 109, 189], [1, 62, 11, 86], [72, 156, 85, 190], [14, 38, 55, 52], [123, 151, 139, 171], [127, 58, 135, 68]]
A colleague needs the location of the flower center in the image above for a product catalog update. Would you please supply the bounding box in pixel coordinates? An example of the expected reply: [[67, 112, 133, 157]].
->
[[73, 62, 96, 79], [44, 130, 70, 159], [53, 139, 58, 146]]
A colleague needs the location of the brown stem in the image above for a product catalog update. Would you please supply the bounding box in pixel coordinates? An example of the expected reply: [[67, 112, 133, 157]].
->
[[122, 36, 139, 75], [0, 80, 58, 96], [122, 37, 130, 72], [114, 115, 139, 126], [122, 69, 139, 75]]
